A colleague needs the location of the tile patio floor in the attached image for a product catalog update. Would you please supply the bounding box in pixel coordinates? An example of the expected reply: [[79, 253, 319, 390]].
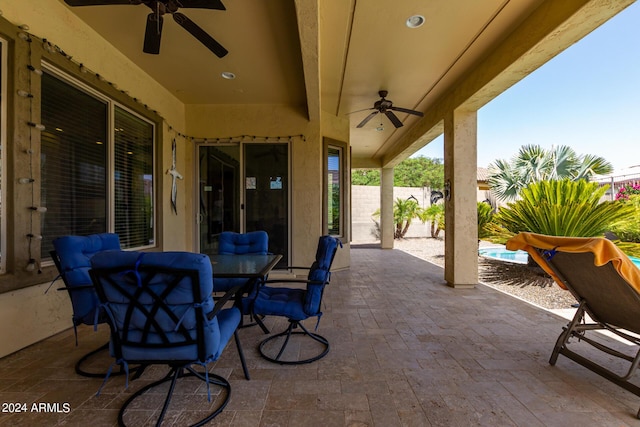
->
[[1, 246, 639, 426]]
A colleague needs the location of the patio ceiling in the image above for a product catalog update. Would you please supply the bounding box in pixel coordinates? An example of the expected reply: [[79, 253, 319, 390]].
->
[[60, 0, 550, 164]]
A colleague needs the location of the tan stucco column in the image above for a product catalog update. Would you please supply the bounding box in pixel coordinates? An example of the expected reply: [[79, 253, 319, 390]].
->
[[444, 109, 478, 288], [380, 167, 394, 249]]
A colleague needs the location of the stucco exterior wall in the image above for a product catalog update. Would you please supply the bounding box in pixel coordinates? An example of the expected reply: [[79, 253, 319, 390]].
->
[[187, 105, 316, 266], [0, 3, 188, 358], [185, 105, 351, 269], [0, 6, 350, 356]]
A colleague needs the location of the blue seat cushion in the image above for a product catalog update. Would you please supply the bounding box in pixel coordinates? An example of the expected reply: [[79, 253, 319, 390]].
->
[[253, 287, 307, 321]]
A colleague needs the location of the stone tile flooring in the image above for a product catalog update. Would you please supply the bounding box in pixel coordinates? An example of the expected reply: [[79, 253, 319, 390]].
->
[[1, 247, 639, 426]]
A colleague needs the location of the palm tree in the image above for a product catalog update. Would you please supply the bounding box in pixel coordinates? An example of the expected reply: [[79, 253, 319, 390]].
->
[[418, 203, 445, 238], [371, 197, 423, 239], [393, 197, 421, 238], [488, 144, 613, 201]]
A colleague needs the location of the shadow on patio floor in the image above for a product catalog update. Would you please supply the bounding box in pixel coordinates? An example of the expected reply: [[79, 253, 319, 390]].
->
[[0, 247, 638, 426]]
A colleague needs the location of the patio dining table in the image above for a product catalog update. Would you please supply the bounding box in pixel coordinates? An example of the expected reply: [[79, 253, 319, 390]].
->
[[210, 253, 282, 280], [209, 253, 282, 332]]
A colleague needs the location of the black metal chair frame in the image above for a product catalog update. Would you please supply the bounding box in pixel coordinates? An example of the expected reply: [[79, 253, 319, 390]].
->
[[91, 262, 248, 427], [535, 248, 640, 418], [51, 250, 135, 378], [230, 275, 270, 333], [255, 239, 339, 365], [258, 293, 330, 365]]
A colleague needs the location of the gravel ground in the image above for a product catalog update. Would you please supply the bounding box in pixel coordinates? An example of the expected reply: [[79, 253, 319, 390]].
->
[[392, 237, 577, 310]]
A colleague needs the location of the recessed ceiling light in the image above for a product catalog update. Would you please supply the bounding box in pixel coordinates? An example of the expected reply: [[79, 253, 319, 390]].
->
[[406, 15, 425, 28], [221, 72, 236, 80]]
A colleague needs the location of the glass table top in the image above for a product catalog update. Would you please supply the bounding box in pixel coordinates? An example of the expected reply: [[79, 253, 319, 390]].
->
[[209, 253, 282, 278]]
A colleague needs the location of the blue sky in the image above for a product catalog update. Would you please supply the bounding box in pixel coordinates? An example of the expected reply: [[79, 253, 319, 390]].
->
[[412, 2, 640, 172]]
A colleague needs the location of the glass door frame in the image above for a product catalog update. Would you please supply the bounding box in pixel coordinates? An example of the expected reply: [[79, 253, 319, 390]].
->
[[194, 142, 241, 254], [240, 141, 291, 268], [194, 140, 292, 267]]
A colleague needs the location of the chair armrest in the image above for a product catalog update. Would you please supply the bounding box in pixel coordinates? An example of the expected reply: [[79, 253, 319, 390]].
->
[[57, 284, 94, 292], [208, 284, 243, 321], [263, 278, 326, 287]]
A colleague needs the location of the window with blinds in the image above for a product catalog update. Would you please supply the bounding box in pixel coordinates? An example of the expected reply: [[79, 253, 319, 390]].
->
[[40, 71, 154, 254], [114, 106, 154, 248]]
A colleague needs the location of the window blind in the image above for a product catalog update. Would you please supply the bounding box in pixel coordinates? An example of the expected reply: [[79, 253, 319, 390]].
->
[[41, 72, 108, 255], [41, 71, 155, 254], [114, 106, 154, 248]]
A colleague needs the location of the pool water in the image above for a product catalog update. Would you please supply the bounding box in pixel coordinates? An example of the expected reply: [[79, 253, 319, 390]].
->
[[479, 247, 640, 269]]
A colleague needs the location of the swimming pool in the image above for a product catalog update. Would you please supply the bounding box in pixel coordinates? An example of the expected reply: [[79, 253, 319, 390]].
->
[[478, 247, 640, 269]]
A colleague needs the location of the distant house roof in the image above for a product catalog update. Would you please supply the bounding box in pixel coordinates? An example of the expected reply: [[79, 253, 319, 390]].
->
[[594, 165, 640, 184], [477, 167, 490, 183]]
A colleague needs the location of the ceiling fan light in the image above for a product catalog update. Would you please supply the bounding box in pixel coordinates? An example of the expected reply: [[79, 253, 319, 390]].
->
[[221, 71, 236, 80], [406, 15, 425, 28]]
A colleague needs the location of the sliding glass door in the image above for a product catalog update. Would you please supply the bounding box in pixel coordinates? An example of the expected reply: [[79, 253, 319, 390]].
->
[[243, 143, 289, 268], [197, 142, 289, 267], [198, 145, 240, 255]]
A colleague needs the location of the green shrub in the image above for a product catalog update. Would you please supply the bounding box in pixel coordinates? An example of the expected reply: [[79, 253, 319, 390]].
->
[[495, 179, 633, 237], [610, 194, 640, 242], [477, 202, 494, 240]]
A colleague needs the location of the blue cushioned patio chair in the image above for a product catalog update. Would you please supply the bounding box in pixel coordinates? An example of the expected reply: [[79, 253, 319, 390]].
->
[[216, 230, 270, 331], [51, 233, 123, 377], [252, 235, 341, 364], [89, 250, 249, 427]]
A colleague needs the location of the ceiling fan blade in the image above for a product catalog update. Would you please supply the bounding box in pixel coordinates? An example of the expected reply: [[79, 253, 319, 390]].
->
[[356, 111, 379, 128], [143, 12, 163, 54], [173, 12, 228, 58], [390, 106, 424, 117], [63, 0, 133, 5], [178, 0, 226, 10], [347, 107, 375, 115], [384, 111, 403, 128]]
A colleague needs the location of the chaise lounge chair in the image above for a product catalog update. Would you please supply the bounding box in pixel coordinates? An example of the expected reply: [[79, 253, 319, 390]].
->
[[507, 232, 640, 418]]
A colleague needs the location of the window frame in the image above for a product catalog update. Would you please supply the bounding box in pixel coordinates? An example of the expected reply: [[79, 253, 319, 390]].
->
[[0, 19, 163, 293], [41, 63, 157, 252], [0, 35, 7, 274], [323, 138, 348, 239]]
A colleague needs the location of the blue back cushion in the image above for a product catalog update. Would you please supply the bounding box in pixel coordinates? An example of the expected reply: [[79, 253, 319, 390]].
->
[[53, 233, 121, 324], [303, 236, 340, 316], [215, 231, 269, 294], [218, 231, 268, 255], [90, 251, 234, 362]]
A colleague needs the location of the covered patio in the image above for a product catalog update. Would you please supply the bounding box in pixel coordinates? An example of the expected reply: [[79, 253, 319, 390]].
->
[[1, 247, 637, 426]]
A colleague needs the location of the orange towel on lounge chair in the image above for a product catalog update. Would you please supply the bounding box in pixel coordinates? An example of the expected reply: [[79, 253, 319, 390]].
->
[[506, 232, 640, 293]]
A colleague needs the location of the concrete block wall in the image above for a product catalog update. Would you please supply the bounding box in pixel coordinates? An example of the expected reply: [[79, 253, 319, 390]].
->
[[352, 185, 434, 243]]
